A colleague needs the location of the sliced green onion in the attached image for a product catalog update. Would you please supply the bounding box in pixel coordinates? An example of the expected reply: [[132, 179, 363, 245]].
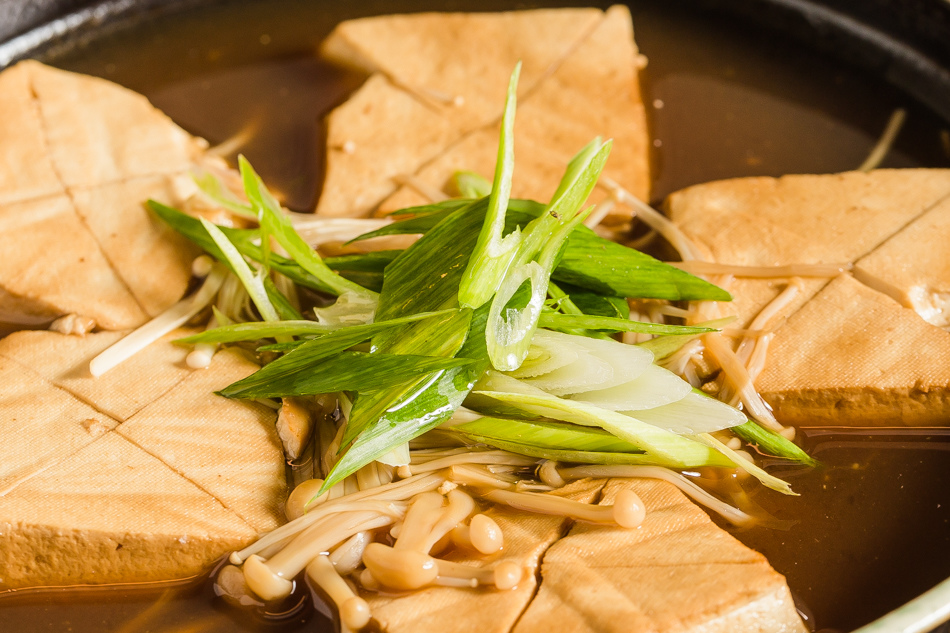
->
[[178, 308, 457, 345], [458, 63, 523, 310], [452, 416, 640, 453], [486, 261, 546, 371], [239, 156, 377, 302], [538, 312, 716, 336], [201, 218, 279, 322], [695, 432, 796, 495], [472, 372, 730, 468], [216, 351, 473, 399], [732, 421, 817, 466], [637, 317, 735, 359], [192, 168, 255, 218], [452, 170, 492, 199]]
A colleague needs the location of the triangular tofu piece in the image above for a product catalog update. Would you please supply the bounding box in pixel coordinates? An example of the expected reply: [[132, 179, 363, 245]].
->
[[365, 478, 605, 633], [757, 274, 950, 426], [117, 349, 287, 533], [0, 194, 147, 329], [854, 192, 950, 328], [316, 74, 454, 217], [0, 357, 117, 495], [321, 8, 602, 137], [0, 61, 211, 330], [0, 432, 256, 589], [24, 60, 204, 188], [0, 63, 63, 205], [70, 173, 201, 317], [0, 329, 193, 422], [379, 6, 650, 219], [514, 479, 806, 633], [667, 169, 950, 326]]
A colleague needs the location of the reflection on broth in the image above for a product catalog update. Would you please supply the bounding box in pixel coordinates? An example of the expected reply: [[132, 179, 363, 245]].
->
[[2, 0, 950, 632]]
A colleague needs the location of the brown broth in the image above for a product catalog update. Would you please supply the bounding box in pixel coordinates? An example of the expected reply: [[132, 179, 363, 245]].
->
[[2, 0, 950, 631]]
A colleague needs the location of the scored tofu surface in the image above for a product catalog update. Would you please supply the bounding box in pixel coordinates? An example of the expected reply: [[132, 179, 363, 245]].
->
[[317, 5, 650, 220], [757, 274, 950, 426], [0, 433, 256, 589], [0, 332, 286, 589], [515, 479, 806, 633], [667, 169, 950, 425], [854, 193, 950, 328], [0, 61, 204, 330]]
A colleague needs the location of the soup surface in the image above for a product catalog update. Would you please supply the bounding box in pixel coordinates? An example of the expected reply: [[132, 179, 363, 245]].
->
[[1, 1, 950, 631]]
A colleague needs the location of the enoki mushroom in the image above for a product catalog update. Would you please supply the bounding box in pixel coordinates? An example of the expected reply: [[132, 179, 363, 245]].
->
[[222, 448, 753, 631]]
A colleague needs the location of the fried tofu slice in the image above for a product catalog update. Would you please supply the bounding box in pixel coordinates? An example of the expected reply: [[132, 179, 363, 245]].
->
[[0, 329, 193, 423], [854, 192, 950, 328], [0, 61, 206, 330], [757, 274, 950, 426], [318, 6, 649, 221], [0, 63, 63, 205], [321, 8, 602, 137], [515, 479, 806, 633], [667, 169, 950, 425], [379, 6, 650, 219], [365, 478, 606, 633], [117, 349, 287, 533], [667, 169, 950, 327], [0, 194, 147, 328], [70, 173, 201, 318], [0, 432, 256, 589], [0, 356, 117, 495], [25, 60, 204, 187], [317, 74, 454, 217]]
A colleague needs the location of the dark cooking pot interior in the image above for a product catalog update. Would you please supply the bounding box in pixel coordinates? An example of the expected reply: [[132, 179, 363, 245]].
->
[[2, 0, 950, 123]]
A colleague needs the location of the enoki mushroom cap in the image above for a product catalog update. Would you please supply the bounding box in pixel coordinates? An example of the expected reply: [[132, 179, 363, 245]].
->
[[612, 489, 647, 528], [244, 554, 293, 602], [362, 543, 438, 591], [469, 514, 504, 554]]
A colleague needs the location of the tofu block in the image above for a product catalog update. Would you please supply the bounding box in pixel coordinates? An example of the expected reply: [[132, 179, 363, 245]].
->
[[380, 6, 650, 219], [668, 169, 950, 425], [757, 274, 950, 426], [317, 74, 454, 217], [25, 60, 204, 188], [0, 357, 117, 495], [366, 478, 606, 633], [319, 6, 650, 220], [0, 63, 63, 205], [0, 433, 256, 589], [70, 173, 201, 318], [0, 195, 147, 330], [667, 170, 950, 327], [854, 193, 950, 327], [0, 61, 210, 330], [515, 479, 806, 633], [321, 8, 602, 136], [118, 349, 287, 533], [0, 329, 193, 422]]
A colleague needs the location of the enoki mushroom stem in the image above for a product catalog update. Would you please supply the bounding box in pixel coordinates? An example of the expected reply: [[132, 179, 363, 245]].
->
[[482, 488, 645, 528], [305, 555, 371, 631]]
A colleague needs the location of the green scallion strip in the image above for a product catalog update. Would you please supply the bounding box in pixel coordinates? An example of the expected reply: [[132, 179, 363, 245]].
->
[[200, 218, 279, 322], [538, 313, 716, 336], [637, 317, 734, 359], [216, 351, 474, 399], [177, 308, 457, 345], [458, 63, 523, 310], [732, 421, 818, 466], [239, 156, 376, 301], [453, 170, 492, 198], [453, 416, 641, 453], [193, 169, 255, 218]]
